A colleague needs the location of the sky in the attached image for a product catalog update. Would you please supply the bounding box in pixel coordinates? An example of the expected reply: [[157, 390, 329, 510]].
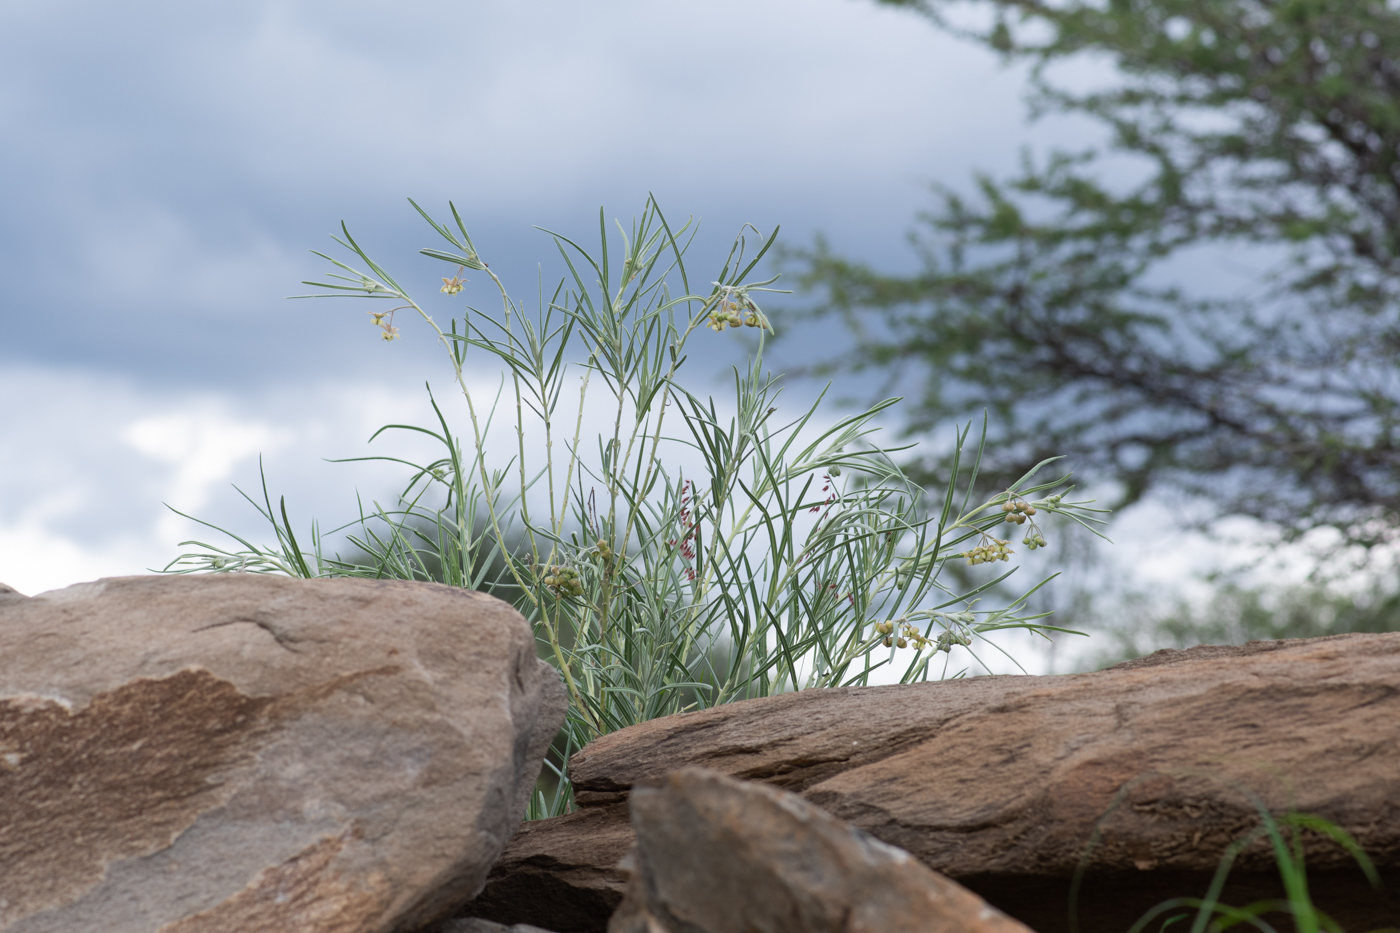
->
[[0, 0, 1327, 671]]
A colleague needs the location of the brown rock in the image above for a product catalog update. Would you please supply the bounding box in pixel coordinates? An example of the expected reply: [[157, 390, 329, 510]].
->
[[462, 805, 632, 933], [470, 633, 1400, 932], [609, 768, 1031, 933], [0, 575, 566, 933], [436, 920, 560, 933]]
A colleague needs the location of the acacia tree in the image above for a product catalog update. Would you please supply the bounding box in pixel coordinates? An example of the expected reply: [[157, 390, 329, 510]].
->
[[792, 0, 1400, 548]]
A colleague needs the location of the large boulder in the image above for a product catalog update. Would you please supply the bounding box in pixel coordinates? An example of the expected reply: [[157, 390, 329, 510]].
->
[[463, 633, 1400, 933], [609, 768, 1031, 933], [0, 575, 566, 933]]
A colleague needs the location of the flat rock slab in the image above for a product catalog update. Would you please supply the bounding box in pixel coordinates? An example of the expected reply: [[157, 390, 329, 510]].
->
[[610, 768, 1031, 933], [465, 633, 1400, 933], [0, 575, 566, 933]]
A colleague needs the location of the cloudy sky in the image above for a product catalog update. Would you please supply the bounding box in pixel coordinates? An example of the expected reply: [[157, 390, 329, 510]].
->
[[2, 0, 1273, 672]]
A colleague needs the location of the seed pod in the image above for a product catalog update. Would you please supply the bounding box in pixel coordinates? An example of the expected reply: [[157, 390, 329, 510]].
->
[[882, 636, 893, 648], [896, 638, 908, 649], [1002, 502, 1015, 512], [1025, 505, 1037, 516]]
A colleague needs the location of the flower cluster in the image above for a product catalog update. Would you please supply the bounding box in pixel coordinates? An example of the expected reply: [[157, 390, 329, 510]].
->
[[368, 310, 400, 341], [441, 265, 467, 295], [809, 473, 837, 514], [871, 619, 921, 649], [934, 628, 973, 652], [870, 617, 975, 653], [1002, 497, 1048, 550], [705, 285, 772, 333], [541, 564, 584, 597], [666, 480, 698, 581], [821, 581, 855, 608], [963, 537, 1013, 565], [1001, 498, 1036, 524]]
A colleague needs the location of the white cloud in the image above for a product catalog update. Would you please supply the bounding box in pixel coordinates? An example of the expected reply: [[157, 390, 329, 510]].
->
[[124, 411, 288, 542], [0, 365, 438, 595]]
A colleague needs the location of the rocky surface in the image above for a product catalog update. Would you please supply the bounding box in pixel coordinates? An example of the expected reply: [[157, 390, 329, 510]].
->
[[609, 768, 1031, 933], [460, 806, 632, 933], [463, 633, 1400, 933], [436, 920, 557, 933], [0, 575, 566, 933]]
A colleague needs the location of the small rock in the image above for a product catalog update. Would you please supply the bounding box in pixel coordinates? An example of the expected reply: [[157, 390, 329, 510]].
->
[[609, 768, 1031, 933], [0, 575, 566, 933]]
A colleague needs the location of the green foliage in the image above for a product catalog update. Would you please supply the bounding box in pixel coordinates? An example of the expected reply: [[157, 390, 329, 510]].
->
[[795, 0, 1400, 549], [1126, 795, 1391, 933], [167, 198, 1103, 815], [1084, 576, 1400, 669], [1066, 772, 1394, 933]]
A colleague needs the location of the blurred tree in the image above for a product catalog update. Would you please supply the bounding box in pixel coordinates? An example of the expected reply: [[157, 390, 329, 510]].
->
[[1083, 577, 1400, 667], [792, 0, 1400, 549]]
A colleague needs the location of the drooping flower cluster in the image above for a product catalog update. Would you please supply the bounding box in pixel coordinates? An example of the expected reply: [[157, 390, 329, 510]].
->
[[871, 619, 916, 649], [963, 537, 1013, 565], [1001, 498, 1035, 524], [809, 473, 837, 514], [705, 284, 772, 333], [368, 310, 400, 341], [666, 480, 699, 581], [540, 564, 584, 597], [1003, 497, 1048, 550], [821, 580, 855, 608], [870, 614, 975, 653], [440, 269, 466, 295]]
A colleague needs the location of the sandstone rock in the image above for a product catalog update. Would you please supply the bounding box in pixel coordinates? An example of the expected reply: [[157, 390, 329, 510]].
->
[[468, 633, 1400, 933], [609, 768, 1031, 933], [436, 919, 559, 933], [0, 574, 566, 933], [461, 805, 633, 933]]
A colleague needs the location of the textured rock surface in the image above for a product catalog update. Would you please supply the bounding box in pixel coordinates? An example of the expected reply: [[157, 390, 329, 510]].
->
[[0, 575, 566, 933], [609, 768, 1031, 933], [467, 633, 1400, 933], [436, 920, 558, 933], [461, 806, 632, 933]]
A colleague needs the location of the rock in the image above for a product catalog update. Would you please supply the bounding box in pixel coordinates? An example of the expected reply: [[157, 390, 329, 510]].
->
[[0, 574, 567, 933], [609, 768, 1032, 933], [461, 805, 633, 933], [468, 633, 1400, 933], [435, 920, 560, 933]]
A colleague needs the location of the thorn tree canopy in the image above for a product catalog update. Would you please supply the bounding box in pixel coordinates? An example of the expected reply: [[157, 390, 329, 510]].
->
[[790, 0, 1400, 549]]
